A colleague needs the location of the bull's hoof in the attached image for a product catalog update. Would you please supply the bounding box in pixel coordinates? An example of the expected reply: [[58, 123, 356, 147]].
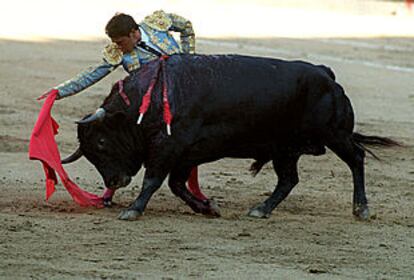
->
[[247, 203, 270, 219], [118, 209, 143, 221], [103, 199, 112, 208], [202, 199, 221, 217], [353, 204, 370, 221]]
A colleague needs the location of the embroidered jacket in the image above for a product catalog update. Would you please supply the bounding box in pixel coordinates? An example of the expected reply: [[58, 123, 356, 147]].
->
[[55, 10, 195, 98]]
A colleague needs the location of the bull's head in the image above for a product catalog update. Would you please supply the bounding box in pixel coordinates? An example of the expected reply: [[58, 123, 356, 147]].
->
[[63, 108, 145, 190]]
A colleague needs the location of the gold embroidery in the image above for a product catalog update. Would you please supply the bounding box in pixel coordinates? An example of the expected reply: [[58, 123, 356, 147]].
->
[[142, 10, 172, 31], [128, 50, 141, 71], [127, 62, 140, 72], [102, 43, 123, 65], [168, 13, 195, 53]]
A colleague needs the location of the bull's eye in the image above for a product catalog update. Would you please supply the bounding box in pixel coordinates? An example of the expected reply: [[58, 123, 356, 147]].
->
[[97, 138, 105, 150]]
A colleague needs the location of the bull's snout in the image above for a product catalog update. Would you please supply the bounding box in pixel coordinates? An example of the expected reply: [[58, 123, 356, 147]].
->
[[106, 175, 131, 190]]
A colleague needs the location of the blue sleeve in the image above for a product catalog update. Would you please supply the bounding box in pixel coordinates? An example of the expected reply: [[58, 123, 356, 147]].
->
[[55, 60, 119, 98]]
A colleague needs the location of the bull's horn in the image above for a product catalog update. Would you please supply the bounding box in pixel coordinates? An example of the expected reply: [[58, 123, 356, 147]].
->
[[76, 108, 106, 124], [61, 147, 83, 164]]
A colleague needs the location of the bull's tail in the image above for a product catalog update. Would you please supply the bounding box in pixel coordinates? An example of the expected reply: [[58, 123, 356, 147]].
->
[[351, 132, 401, 160], [250, 133, 400, 176]]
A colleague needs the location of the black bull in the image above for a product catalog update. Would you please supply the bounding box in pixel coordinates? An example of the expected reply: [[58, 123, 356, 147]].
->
[[64, 54, 397, 221]]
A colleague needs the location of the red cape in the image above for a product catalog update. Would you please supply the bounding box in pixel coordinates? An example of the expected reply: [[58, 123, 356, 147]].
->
[[29, 91, 103, 207]]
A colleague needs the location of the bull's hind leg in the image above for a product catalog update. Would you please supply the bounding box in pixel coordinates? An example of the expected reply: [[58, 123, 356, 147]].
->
[[248, 154, 300, 218], [327, 134, 369, 220], [168, 167, 220, 217]]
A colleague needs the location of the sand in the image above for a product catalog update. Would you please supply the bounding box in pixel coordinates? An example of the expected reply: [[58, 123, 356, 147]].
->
[[0, 33, 413, 279]]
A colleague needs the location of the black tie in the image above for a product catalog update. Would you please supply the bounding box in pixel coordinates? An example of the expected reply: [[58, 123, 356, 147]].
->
[[137, 41, 164, 57]]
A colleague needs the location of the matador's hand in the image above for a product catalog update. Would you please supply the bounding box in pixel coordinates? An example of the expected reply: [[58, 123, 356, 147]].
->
[[37, 89, 59, 101]]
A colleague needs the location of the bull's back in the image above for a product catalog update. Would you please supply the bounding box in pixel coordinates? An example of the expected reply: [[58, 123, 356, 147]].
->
[[168, 55, 336, 132]]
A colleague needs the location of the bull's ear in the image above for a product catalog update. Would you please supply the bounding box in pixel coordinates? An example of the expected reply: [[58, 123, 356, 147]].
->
[[105, 111, 128, 129]]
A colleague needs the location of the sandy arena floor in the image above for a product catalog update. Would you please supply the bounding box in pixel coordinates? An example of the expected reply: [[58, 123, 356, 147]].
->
[[0, 34, 413, 279]]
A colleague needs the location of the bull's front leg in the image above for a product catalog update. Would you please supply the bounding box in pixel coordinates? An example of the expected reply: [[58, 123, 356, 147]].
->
[[102, 188, 115, 207], [118, 171, 166, 221]]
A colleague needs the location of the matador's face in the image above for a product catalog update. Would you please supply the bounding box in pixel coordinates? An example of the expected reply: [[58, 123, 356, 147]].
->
[[111, 29, 141, 54]]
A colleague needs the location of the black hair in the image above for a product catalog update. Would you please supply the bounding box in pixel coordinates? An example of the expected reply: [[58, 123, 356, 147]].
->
[[105, 13, 139, 38]]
